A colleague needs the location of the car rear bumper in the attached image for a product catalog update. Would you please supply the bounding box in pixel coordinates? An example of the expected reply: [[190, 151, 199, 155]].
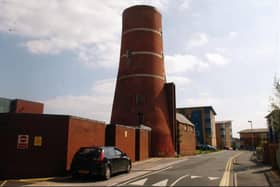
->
[[71, 164, 105, 176]]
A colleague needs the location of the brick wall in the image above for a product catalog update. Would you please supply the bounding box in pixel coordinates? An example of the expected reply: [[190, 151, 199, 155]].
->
[[0, 113, 107, 179], [106, 124, 136, 161], [135, 126, 151, 161], [0, 113, 68, 179], [11, 99, 44, 114], [66, 117, 106, 170], [177, 123, 196, 156]]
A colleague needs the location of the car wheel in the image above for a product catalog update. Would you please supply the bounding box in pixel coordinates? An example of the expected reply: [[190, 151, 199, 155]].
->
[[126, 162, 131, 173], [71, 171, 80, 179], [104, 165, 111, 180]]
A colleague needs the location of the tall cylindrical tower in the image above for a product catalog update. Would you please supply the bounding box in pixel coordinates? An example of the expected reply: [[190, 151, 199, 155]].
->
[[111, 5, 175, 156]]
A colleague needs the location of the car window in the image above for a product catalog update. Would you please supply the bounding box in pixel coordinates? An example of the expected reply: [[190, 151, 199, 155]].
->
[[104, 147, 115, 157], [77, 148, 99, 158], [114, 148, 123, 156]]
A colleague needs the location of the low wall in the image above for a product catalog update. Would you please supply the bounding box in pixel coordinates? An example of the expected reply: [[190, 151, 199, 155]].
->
[[106, 124, 136, 161]]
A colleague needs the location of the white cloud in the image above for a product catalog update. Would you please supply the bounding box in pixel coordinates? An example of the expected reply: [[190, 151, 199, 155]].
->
[[187, 33, 208, 48], [0, 0, 171, 68], [44, 78, 116, 121], [228, 32, 238, 39], [165, 54, 208, 74], [45, 95, 113, 121], [205, 53, 229, 65], [177, 0, 191, 10], [78, 42, 120, 69], [91, 78, 116, 94], [181, 97, 222, 107], [166, 75, 192, 89]]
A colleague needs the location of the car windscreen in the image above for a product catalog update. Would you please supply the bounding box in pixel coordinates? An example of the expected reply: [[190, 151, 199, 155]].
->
[[76, 148, 100, 158]]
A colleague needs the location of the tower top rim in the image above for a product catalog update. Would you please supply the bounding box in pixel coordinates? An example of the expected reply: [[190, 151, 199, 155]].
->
[[123, 5, 161, 16]]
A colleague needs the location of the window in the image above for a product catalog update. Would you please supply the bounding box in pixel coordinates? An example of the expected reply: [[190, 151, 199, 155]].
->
[[114, 148, 122, 156], [138, 112, 144, 124], [104, 147, 115, 157], [205, 121, 211, 128], [136, 95, 145, 105], [206, 128, 211, 137], [126, 49, 132, 63]]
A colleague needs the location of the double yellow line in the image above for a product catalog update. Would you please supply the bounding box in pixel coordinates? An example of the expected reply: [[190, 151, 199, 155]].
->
[[219, 152, 243, 186]]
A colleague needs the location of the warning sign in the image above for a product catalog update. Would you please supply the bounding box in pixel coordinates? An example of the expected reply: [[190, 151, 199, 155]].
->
[[34, 136, 42, 146], [17, 135, 29, 149]]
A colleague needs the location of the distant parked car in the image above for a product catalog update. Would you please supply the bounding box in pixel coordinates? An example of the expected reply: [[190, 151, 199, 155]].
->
[[196, 144, 217, 151], [70, 146, 131, 180], [224, 146, 233, 150]]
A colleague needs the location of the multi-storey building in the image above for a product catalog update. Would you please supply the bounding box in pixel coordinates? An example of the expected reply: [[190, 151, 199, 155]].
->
[[215, 120, 232, 149], [177, 106, 217, 146]]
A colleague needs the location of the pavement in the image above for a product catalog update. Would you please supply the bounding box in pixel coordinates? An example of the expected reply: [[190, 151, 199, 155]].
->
[[232, 150, 280, 187]]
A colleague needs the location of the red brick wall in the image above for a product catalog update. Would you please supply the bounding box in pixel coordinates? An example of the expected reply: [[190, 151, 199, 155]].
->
[[12, 99, 44, 114], [136, 127, 151, 161], [106, 124, 136, 162], [115, 125, 136, 162], [0, 113, 68, 179], [178, 123, 196, 156], [66, 117, 106, 170]]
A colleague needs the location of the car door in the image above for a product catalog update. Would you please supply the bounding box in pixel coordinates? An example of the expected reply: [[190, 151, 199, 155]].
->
[[114, 148, 127, 171], [108, 147, 120, 174]]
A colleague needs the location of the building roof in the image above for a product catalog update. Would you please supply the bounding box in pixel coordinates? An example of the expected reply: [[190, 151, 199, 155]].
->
[[238, 128, 268, 134], [216, 120, 232, 124], [176, 113, 194, 126], [177, 106, 217, 115]]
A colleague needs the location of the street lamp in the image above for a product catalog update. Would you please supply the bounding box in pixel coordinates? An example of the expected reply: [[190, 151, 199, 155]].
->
[[248, 120, 254, 150]]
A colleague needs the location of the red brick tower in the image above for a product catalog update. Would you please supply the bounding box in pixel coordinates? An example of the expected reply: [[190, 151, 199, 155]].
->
[[111, 5, 176, 157]]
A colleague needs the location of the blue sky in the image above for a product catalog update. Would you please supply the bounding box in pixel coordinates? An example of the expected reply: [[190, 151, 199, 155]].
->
[[0, 0, 279, 137]]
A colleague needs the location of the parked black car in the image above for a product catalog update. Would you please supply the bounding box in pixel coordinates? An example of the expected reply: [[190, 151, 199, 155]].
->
[[70, 146, 131, 180]]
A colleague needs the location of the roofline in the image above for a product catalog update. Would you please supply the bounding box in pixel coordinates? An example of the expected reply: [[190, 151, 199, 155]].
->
[[216, 120, 232, 124], [177, 106, 217, 115], [238, 128, 269, 133], [0, 112, 106, 124]]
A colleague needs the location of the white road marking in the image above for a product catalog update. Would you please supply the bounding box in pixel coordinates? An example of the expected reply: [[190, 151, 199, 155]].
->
[[190, 176, 202, 179], [234, 172, 238, 187], [0, 180, 7, 187], [152, 179, 168, 186], [129, 178, 148, 186], [208, 177, 220, 181], [170, 174, 189, 187], [117, 166, 172, 186]]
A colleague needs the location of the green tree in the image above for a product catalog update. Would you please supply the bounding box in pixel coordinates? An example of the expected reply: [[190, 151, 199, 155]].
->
[[270, 76, 280, 134]]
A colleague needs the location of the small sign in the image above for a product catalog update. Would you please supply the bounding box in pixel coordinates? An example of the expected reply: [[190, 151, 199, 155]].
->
[[34, 136, 42, 146], [17, 134, 29, 149], [124, 130, 128, 138]]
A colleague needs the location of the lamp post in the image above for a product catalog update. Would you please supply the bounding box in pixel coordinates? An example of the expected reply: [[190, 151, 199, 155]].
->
[[248, 120, 254, 150]]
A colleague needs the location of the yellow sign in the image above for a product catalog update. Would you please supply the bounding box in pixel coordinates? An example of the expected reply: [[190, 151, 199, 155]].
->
[[34, 136, 42, 146]]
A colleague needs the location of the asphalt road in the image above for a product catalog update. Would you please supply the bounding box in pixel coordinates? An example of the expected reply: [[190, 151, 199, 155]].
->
[[117, 150, 239, 186], [1, 150, 259, 186]]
